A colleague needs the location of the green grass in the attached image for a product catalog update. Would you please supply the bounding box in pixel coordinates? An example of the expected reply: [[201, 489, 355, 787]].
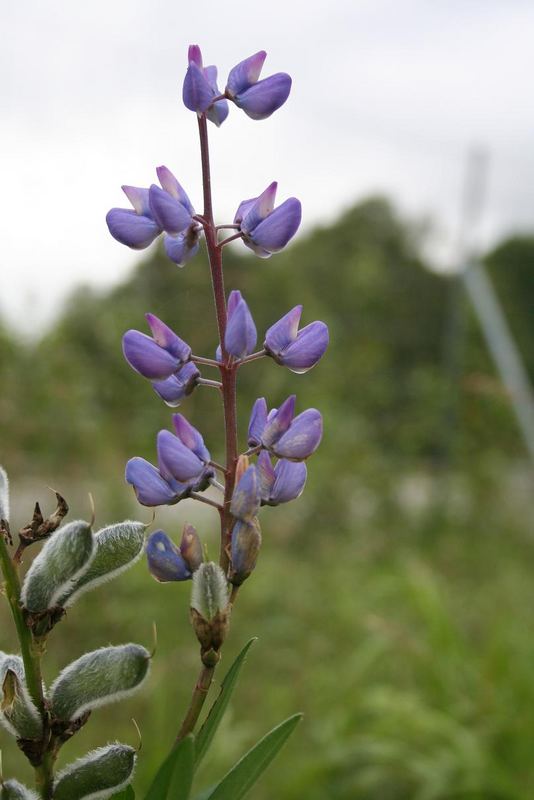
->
[[2, 481, 534, 799]]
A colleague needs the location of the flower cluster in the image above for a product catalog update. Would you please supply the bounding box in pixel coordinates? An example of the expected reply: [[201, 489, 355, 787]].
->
[[107, 46, 329, 596]]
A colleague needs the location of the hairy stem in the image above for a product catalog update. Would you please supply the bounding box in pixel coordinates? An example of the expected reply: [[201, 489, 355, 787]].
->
[[175, 665, 215, 743], [0, 534, 55, 798]]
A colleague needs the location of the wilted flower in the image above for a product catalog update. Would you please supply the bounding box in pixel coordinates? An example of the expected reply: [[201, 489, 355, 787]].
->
[[106, 166, 201, 267], [234, 182, 301, 258], [247, 395, 323, 461], [226, 51, 291, 120], [123, 314, 191, 381], [224, 290, 257, 359], [265, 305, 329, 373], [182, 45, 229, 126], [256, 451, 307, 505], [146, 530, 191, 582]]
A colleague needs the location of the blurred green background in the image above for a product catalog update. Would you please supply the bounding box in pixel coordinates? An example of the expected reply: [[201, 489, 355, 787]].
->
[[1, 198, 534, 799]]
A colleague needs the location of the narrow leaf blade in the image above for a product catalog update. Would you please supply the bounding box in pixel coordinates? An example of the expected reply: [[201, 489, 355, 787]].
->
[[203, 713, 302, 800], [195, 638, 257, 767], [111, 787, 135, 800], [167, 734, 194, 800], [144, 734, 194, 800]]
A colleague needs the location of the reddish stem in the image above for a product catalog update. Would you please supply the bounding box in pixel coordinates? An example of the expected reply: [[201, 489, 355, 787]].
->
[[197, 115, 238, 573]]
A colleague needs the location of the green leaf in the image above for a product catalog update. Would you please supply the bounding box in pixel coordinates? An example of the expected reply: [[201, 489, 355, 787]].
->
[[144, 734, 194, 800], [110, 787, 135, 800], [201, 713, 302, 800], [167, 734, 194, 800], [195, 638, 256, 768]]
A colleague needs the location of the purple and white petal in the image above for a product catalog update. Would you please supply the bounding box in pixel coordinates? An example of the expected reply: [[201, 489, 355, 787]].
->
[[225, 291, 257, 358], [157, 430, 205, 482], [234, 73, 292, 120], [226, 50, 266, 96], [172, 414, 210, 463], [256, 450, 276, 502], [146, 530, 191, 582], [240, 182, 277, 235], [149, 185, 192, 235], [279, 321, 329, 373], [122, 330, 179, 380], [122, 186, 152, 217], [152, 362, 200, 407], [156, 166, 195, 215], [261, 395, 295, 447], [145, 314, 191, 362], [264, 305, 302, 355], [125, 458, 177, 506], [183, 60, 214, 113], [249, 198, 301, 253], [248, 398, 268, 447], [106, 209, 160, 250], [271, 460, 307, 504], [163, 231, 200, 268], [272, 409, 323, 460]]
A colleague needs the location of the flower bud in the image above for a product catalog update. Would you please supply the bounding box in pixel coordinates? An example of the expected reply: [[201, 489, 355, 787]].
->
[[0, 465, 9, 523], [224, 290, 257, 359], [53, 744, 136, 800], [59, 521, 146, 607], [180, 523, 203, 573], [229, 518, 262, 586], [0, 780, 38, 800], [21, 520, 95, 614], [49, 644, 150, 722], [230, 465, 260, 522], [0, 655, 42, 740], [190, 563, 230, 666]]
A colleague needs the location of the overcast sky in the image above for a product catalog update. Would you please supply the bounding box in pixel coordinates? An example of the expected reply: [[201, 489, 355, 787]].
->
[[1, 0, 533, 331]]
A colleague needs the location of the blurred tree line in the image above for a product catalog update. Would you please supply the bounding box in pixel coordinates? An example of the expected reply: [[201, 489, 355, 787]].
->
[[0, 198, 532, 523]]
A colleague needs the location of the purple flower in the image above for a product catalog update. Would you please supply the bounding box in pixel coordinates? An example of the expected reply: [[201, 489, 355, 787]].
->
[[107, 166, 201, 267], [226, 51, 291, 120], [265, 306, 329, 373], [123, 313, 191, 381], [224, 290, 257, 359], [106, 185, 161, 249], [126, 416, 213, 507], [229, 518, 262, 586], [152, 362, 200, 407], [230, 465, 260, 522], [234, 182, 301, 258], [247, 395, 323, 461], [125, 457, 189, 507], [183, 45, 229, 126], [256, 451, 307, 506], [146, 530, 192, 582]]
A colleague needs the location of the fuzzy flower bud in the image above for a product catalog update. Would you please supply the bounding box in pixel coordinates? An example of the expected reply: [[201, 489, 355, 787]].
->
[[190, 562, 230, 666], [230, 465, 260, 522], [229, 518, 262, 586], [234, 182, 301, 258]]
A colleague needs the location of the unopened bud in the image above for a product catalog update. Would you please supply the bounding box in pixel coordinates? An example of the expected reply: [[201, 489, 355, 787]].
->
[[53, 744, 136, 800], [190, 562, 230, 666], [228, 518, 262, 586], [0, 655, 42, 740], [180, 523, 203, 573], [234, 454, 249, 485]]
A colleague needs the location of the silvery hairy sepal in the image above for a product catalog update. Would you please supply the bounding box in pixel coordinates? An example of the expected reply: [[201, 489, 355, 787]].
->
[[49, 644, 150, 722], [265, 305, 329, 373], [0, 654, 42, 740], [21, 520, 94, 614], [53, 744, 136, 800], [191, 562, 230, 666], [58, 521, 146, 607], [0, 465, 9, 523], [0, 780, 39, 800]]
